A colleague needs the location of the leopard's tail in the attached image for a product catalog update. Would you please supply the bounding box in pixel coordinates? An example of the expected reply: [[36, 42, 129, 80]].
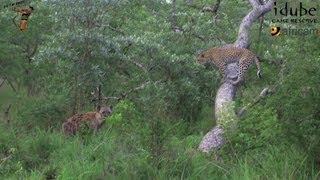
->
[[255, 56, 262, 79]]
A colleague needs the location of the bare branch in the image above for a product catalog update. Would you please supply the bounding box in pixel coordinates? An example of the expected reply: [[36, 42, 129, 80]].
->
[[248, 0, 259, 7], [237, 87, 272, 117], [234, 0, 275, 48], [96, 80, 163, 102], [102, 96, 121, 101]]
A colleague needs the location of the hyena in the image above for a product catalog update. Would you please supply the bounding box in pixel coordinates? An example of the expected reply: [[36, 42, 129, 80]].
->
[[62, 106, 112, 136]]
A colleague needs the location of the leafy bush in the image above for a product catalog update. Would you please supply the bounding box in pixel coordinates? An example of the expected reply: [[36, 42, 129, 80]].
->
[[16, 94, 70, 131], [225, 106, 285, 154]]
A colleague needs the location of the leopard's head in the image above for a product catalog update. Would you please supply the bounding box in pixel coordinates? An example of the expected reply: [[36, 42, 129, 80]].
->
[[196, 51, 211, 65]]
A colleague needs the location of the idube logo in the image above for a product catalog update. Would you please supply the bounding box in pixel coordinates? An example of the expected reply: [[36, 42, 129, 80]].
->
[[271, 1, 318, 37], [272, 1, 317, 24]]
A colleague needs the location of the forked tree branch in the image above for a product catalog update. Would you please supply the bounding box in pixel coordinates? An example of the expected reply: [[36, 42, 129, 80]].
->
[[234, 0, 274, 48]]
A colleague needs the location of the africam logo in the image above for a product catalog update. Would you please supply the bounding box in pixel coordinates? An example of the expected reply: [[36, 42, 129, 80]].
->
[[3, 0, 34, 32], [271, 26, 281, 36], [271, 26, 320, 36]]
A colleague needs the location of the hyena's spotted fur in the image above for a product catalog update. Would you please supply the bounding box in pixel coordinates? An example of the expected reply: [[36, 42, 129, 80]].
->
[[62, 106, 112, 136]]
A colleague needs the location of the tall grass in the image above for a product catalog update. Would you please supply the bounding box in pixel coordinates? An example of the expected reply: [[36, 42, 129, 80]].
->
[[0, 125, 318, 179], [0, 93, 319, 179]]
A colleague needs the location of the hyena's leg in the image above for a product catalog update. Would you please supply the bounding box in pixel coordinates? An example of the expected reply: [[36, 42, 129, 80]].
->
[[62, 122, 75, 136], [97, 120, 106, 130], [93, 124, 99, 135]]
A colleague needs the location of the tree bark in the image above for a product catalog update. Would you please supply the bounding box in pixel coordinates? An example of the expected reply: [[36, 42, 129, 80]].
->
[[198, 0, 275, 153]]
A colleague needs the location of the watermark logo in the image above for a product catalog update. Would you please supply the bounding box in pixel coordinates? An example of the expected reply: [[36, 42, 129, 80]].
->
[[3, 1, 34, 32], [271, 27, 281, 36], [272, 1, 318, 24], [281, 27, 319, 36], [271, 1, 319, 37]]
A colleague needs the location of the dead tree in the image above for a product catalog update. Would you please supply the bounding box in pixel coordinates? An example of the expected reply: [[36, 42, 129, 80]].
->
[[198, 0, 275, 153]]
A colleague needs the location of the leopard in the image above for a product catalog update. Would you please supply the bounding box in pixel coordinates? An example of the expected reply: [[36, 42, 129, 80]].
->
[[196, 47, 262, 85], [62, 106, 112, 136]]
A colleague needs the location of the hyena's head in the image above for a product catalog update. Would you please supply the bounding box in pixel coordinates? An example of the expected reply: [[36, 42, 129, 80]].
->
[[97, 106, 113, 117]]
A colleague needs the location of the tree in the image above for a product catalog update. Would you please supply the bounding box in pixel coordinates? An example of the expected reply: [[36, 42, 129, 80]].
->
[[198, 0, 275, 153]]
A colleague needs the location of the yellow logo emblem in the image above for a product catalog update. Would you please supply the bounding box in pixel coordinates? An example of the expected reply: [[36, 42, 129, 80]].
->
[[271, 27, 281, 36]]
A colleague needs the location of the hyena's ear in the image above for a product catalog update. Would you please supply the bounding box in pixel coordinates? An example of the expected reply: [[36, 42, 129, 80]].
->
[[109, 105, 113, 110], [96, 105, 101, 112]]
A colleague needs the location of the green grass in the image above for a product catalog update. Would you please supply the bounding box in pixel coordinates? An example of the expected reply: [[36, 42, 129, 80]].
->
[[0, 125, 319, 179], [0, 88, 319, 179]]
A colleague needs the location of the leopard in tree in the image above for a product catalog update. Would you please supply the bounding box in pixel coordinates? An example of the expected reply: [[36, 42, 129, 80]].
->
[[196, 47, 262, 85], [62, 106, 113, 136]]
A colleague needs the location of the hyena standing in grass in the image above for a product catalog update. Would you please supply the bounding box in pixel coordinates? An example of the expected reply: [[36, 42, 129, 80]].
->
[[62, 106, 112, 136]]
